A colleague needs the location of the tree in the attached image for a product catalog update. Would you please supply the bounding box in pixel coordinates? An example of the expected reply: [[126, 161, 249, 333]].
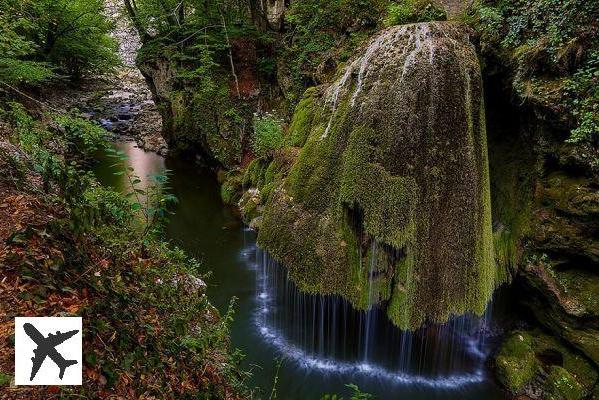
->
[[0, 0, 118, 84]]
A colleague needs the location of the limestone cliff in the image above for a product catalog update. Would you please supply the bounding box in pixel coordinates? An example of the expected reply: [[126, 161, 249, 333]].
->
[[257, 22, 497, 330]]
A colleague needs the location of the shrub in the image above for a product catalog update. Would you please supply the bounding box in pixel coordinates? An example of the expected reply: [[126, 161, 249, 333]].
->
[[55, 115, 108, 157], [384, 0, 447, 26], [252, 113, 285, 158]]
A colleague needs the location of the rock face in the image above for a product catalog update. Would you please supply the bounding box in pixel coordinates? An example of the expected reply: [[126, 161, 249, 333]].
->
[[258, 22, 497, 330], [137, 42, 258, 167], [520, 154, 599, 367]]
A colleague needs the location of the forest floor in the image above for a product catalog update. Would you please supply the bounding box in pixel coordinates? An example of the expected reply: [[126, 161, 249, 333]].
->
[[0, 130, 87, 398]]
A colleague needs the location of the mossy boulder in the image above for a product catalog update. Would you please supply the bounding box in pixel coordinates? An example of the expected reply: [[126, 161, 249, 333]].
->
[[258, 22, 498, 329], [522, 261, 599, 367], [220, 173, 243, 205], [545, 366, 585, 400], [495, 332, 540, 393]]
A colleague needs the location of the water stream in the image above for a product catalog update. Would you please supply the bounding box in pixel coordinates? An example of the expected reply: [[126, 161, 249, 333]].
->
[[94, 141, 507, 399]]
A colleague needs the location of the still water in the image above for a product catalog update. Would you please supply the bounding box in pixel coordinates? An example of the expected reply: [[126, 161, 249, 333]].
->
[[94, 141, 507, 400]]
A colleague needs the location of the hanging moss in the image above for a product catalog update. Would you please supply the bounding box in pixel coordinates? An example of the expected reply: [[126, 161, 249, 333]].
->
[[287, 87, 319, 147], [258, 22, 498, 330]]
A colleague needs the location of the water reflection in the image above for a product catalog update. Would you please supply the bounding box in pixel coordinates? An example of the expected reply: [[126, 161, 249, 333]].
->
[[95, 141, 165, 193]]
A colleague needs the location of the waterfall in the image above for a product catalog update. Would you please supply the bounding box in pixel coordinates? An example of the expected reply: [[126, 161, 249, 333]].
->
[[246, 236, 498, 388], [258, 22, 496, 330]]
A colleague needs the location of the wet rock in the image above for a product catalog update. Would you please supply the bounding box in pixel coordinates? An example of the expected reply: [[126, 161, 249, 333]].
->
[[495, 332, 539, 393], [239, 188, 262, 223], [521, 261, 599, 367], [519, 150, 599, 368]]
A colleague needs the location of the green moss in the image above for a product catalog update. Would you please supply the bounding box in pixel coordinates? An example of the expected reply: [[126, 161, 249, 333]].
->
[[220, 173, 243, 205], [0, 372, 11, 386], [487, 114, 535, 279], [545, 366, 585, 400], [243, 159, 267, 188], [259, 23, 498, 330], [287, 87, 318, 147], [495, 329, 598, 396], [167, 78, 247, 168], [242, 198, 260, 221], [555, 269, 599, 316], [495, 331, 539, 392]]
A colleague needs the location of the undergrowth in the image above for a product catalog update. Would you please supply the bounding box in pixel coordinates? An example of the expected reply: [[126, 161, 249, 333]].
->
[[0, 102, 248, 398]]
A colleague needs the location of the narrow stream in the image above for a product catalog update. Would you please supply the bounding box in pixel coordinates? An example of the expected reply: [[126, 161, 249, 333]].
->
[[94, 141, 507, 399]]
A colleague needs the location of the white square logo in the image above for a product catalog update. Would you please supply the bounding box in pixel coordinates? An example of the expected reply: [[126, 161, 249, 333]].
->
[[14, 317, 82, 385]]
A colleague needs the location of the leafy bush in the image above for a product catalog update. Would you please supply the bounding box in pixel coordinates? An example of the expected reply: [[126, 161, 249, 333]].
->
[[252, 113, 285, 158], [55, 115, 108, 157], [384, 0, 447, 26]]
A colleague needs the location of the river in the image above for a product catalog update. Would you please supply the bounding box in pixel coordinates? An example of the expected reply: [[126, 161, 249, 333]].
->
[[94, 141, 507, 400]]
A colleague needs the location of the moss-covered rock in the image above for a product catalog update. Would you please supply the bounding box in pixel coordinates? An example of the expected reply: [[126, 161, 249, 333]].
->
[[521, 261, 599, 367], [258, 22, 499, 329], [495, 332, 540, 393], [545, 366, 585, 400], [494, 329, 598, 398], [287, 87, 318, 147], [138, 57, 252, 168], [220, 172, 243, 205]]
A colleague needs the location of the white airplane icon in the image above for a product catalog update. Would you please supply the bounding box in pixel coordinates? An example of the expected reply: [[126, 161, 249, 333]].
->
[[23, 322, 79, 381]]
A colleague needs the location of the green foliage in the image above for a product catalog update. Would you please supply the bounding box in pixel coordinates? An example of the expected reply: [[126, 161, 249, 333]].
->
[[321, 384, 374, 400], [0, 0, 117, 84], [2, 102, 248, 397], [55, 114, 109, 157], [565, 51, 599, 145], [252, 113, 285, 159], [1, 103, 106, 202], [0, 5, 55, 85], [282, 0, 388, 101], [471, 0, 599, 145], [384, 0, 447, 26]]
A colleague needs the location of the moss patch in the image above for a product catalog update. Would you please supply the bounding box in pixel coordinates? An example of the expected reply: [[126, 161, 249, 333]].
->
[[495, 329, 598, 396], [545, 366, 585, 400], [495, 331, 539, 392]]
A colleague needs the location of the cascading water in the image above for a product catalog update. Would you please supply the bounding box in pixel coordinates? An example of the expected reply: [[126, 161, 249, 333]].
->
[[244, 230, 498, 389]]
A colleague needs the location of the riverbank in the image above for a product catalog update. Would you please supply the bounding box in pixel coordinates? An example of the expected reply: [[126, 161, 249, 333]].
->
[[0, 97, 247, 398]]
